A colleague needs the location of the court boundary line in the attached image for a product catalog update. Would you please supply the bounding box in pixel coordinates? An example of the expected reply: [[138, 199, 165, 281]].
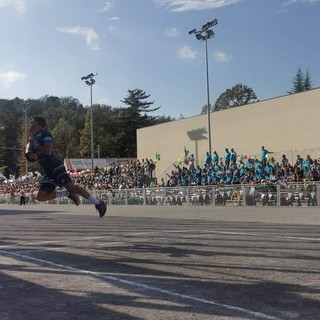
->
[[1, 228, 319, 250], [0, 248, 281, 320], [1, 228, 318, 250]]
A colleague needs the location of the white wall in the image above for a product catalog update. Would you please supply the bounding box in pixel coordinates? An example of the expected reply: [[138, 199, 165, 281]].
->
[[137, 88, 320, 180]]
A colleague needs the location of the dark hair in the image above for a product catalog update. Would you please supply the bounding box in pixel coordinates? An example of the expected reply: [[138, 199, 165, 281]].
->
[[33, 116, 46, 128]]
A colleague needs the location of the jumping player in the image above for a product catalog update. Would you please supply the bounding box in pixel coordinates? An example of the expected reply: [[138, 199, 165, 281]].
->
[[25, 116, 106, 217]]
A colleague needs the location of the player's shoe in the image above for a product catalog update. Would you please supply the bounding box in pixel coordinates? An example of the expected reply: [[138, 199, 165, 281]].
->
[[68, 192, 80, 206], [95, 200, 107, 217]]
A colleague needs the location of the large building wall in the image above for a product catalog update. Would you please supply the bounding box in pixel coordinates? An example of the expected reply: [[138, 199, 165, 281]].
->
[[137, 88, 320, 180]]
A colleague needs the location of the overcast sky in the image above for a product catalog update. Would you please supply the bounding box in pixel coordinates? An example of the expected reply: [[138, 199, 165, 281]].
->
[[0, 0, 319, 118]]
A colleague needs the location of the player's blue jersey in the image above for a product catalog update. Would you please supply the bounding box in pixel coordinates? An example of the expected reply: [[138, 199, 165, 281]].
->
[[33, 129, 62, 172]]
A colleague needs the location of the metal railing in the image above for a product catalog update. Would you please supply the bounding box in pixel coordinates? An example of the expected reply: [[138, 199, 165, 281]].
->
[[99, 182, 320, 207], [1, 182, 319, 207]]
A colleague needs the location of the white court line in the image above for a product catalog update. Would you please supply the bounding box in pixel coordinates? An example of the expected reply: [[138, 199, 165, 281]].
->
[[176, 230, 320, 242], [1, 229, 318, 250], [0, 249, 281, 320], [0, 235, 115, 249], [130, 229, 320, 242]]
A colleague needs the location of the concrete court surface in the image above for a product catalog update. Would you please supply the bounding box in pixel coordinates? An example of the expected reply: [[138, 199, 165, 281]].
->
[[0, 204, 319, 320]]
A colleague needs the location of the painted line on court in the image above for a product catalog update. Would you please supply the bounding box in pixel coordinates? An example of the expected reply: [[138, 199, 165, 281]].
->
[[0, 249, 281, 320], [177, 230, 320, 242], [1, 228, 318, 250], [0, 235, 116, 249], [131, 229, 320, 242]]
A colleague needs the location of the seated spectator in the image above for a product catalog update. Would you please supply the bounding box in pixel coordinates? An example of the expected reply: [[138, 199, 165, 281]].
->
[[295, 155, 304, 167], [294, 166, 303, 182], [281, 154, 289, 167], [269, 169, 279, 183]]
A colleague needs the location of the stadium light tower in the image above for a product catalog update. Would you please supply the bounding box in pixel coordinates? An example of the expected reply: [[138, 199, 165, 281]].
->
[[81, 73, 97, 170], [21, 102, 29, 175], [189, 19, 218, 156]]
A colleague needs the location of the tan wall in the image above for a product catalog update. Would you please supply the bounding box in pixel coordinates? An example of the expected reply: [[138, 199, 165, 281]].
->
[[137, 88, 320, 180]]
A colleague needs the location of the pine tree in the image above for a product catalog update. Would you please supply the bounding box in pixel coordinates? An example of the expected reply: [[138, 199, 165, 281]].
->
[[288, 67, 313, 94], [304, 69, 313, 91], [119, 89, 160, 157], [290, 67, 304, 93]]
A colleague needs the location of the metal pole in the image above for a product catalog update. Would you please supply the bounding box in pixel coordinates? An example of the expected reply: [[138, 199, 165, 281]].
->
[[81, 73, 97, 171], [90, 84, 94, 170], [205, 36, 212, 156], [24, 108, 28, 174]]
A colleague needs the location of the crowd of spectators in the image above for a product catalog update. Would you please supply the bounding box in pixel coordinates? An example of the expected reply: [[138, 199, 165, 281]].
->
[[166, 146, 320, 187], [0, 158, 156, 203], [70, 158, 156, 190], [1, 146, 320, 203]]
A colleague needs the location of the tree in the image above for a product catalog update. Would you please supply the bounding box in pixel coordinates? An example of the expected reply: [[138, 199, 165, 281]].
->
[[288, 67, 313, 94], [304, 69, 313, 91], [0, 91, 172, 174], [200, 104, 213, 115], [52, 118, 79, 159], [119, 89, 160, 157], [213, 83, 257, 112]]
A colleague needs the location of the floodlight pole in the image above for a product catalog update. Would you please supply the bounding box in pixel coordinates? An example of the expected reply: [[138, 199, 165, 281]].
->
[[21, 102, 29, 175], [81, 73, 97, 170], [205, 37, 211, 156], [90, 83, 94, 170], [189, 19, 218, 156]]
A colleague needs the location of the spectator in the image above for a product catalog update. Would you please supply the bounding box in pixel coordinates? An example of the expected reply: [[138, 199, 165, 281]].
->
[[204, 152, 212, 165], [281, 154, 289, 167], [19, 188, 26, 205], [230, 148, 237, 165], [8, 186, 15, 205], [261, 146, 272, 160], [295, 155, 303, 167], [188, 154, 195, 167], [212, 151, 219, 165], [224, 148, 231, 168]]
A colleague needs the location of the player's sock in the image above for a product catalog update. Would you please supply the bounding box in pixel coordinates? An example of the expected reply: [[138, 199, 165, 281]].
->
[[87, 195, 100, 205], [55, 190, 70, 198]]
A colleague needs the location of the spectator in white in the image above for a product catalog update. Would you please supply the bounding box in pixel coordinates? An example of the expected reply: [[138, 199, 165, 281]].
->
[[269, 169, 279, 183], [19, 188, 26, 205], [188, 154, 195, 167]]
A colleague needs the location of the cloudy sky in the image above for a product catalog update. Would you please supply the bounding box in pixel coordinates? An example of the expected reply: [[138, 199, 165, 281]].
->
[[0, 0, 319, 118]]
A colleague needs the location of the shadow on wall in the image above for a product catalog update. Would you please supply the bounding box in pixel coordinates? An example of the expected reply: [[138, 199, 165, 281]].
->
[[187, 128, 208, 165]]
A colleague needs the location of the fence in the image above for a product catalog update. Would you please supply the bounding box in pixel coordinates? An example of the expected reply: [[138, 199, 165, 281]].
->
[[2, 182, 318, 207]]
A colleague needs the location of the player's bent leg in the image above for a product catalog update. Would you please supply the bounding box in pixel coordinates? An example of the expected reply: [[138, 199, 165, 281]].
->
[[64, 183, 107, 217], [36, 190, 57, 202], [64, 183, 90, 199], [63, 183, 81, 206], [68, 192, 80, 206]]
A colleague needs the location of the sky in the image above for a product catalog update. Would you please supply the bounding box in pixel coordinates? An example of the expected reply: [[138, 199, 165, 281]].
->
[[0, 0, 319, 119]]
